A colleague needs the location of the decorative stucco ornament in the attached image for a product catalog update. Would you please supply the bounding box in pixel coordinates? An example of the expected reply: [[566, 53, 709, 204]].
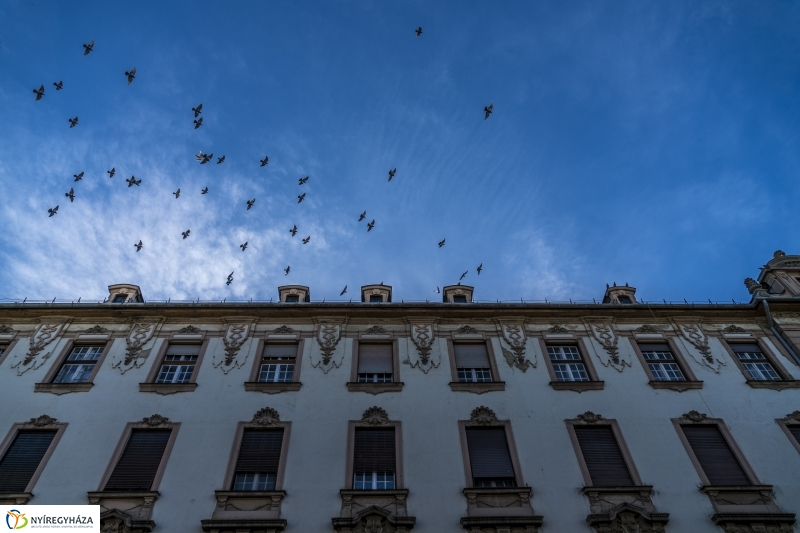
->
[[82, 325, 110, 334], [212, 320, 256, 373], [0, 325, 16, 334], [682, 410, 708, 423], [455, 325, 479, 334], [545, 324, 571, 334], [404, 321, 439, 373], [272, 325, 295, 334], [364, 325, 389, 335], [111, 322, 160, 374], [495, 321, 534, 371], [361, 406, 390, 425], [584, 318, 630, 372], [673, 320, 725, 372], [11, 320, 70, 375], [28, 414, 58, 427], [252, 407, 281, 426], [576, 411, 605, 424], [142, 414, 170, 427], [469, 406, 501, 426], [177, 325, 202, 334], [311, 318, 347, 373]]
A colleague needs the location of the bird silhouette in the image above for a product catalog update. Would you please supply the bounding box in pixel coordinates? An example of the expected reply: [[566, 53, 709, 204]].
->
[[134, 240, 143, 252], [484, 103, 493, 120], [226, 272, 234, 285], [477, 263, 483, 275], [299, 176, 308, 185], [240, 242, 248, 251], [48, 206, 59, 217], [302, 236, 310, 244], [173, 189, 180, 199], [434, 286, 441, 293], [438, 238, 446, 248], [415, 27, 423, 36], [367, 220, 375, 232], [193, 117, 203, 129], [125, 67, 136, 84], [65, 188, 75, 202], [260, 156, 269, 166], [126, 176, 141, 187], [459, 270, 468, 281], [53, 81, 63, 90], [217, 155, 225, 164], [68, 116, 78, 128], [388, 168, 396, 181], [107, 167, 115, 178], [340, 285, 347, 296], [33, 84, 44, 100], [197, 152, 213, 164], [284, 265, 290, 276], [182, 229, 191, 239], [192, 103, 203, 117], [358, 211, 366, 221], [298, 193, 306, 203], [73, 171, 84, 182], [246, 198, 256, 210], [290, 224, 298, 236], [201, 187, 209, 194], [83, 40, 94, 55]]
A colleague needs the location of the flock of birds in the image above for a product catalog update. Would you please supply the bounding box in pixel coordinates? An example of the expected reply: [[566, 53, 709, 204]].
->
[[34, 32, 492, 293]]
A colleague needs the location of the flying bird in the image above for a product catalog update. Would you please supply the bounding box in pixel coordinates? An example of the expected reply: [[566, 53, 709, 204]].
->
[[302, 236, 310, 244], [217, 155, 225, 164], [246, 198, 256, 210], [201, 187, 209, 194], [134, 240, 143, 252], [182, 229, 191, 239], [126, 176, 141, 187], [192, 103, 203, 117], [48, 205, 58, 217], [107, 167, 115, 178], [477, 263, 483, 275], [196, 152, 213, 164], [73, 172, 84, 182], [226, 272, 234, 285], [299, 176, 308, 185], [68, 116, 78, 128], [33, 84, 44, 100], [193, 117, 203, 129], [358, 211, 366, 222], [388, 168, 396, 181], [240, 242, 248, 251], [260, 156, 269, 166], [290, 224, 298, 236], [83, 40, 94, 55], [53, 81, 63, 90], [298, 193, 306, 203], [65, 188, 75, 202], [340, 285, 347, 296], [484, 103, 493, 120], [125, 67, 136, 84], [173, 189, 180, 199], [438, 238, 446, 248], [284, 265, 290, 276], [459, 270, 468, 281], [367, 220, 375, 232], [434, 286, 440, 294], [415, 27, 423, 36]]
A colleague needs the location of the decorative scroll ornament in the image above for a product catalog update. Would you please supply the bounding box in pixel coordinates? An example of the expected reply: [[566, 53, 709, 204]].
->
[[584, 318, 630, 372], [496, 321, 534, 372], [546, 324, 570, 334], [721, 325, 747, 333], [361, 406, 390, 425], [177, 325, 202, 334], [593, 510, 667, 533], [28, 414, 58, 427], [141, 414, 170, 427], [311, 319, 346, 373], [786, 411, 800, 422], [111, 322, 159, 374], [455, 325, 479, 334], [0, 325, 15, 334], [364, 325, 388, 335], [212, 321, 256, 373], [252, 407, 281, 426], [83, 325, 110, 334], [576, 411, 605, 424], [11, 321, 69, 375], [674, 321, 725, 372], [682, 410, 708, 423], [469, 406, 500, 426], [634, 324, 661, 334], [272, 325, 295, 334], [405, 323, 439, 373]]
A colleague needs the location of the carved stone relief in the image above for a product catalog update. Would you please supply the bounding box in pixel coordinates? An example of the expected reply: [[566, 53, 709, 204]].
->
[[212, 319, 257, 374], [404, 321, 439, 373], [455, 325, 479, 334], [11, 320, 71, 375], [672, 320, 726, 372], [364, 325, 389, 335], [141, 414, 170, 427], [311, 319, 347, 373], [584, 318, 630, 372], [334, 492, 415, 533], [361, 406, 390, 425], [576, 411, 605, 424], [0, 324, 16, 335], [177, 325, 201, 334], [252, 407, 281, 426], [468, 406, 501, 426], [83, 325, 111, 334], [111, 322, 161, 374], [272, 325, 295, 334], [495, 321, 534, 372], [28, 414, 58, 427]]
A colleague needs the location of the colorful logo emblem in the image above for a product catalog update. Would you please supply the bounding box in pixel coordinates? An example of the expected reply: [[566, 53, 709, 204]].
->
[[5, 510, 27, 529]]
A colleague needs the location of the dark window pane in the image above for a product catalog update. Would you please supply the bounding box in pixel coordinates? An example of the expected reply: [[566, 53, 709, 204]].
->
[[0, 431, 56, 493], [574, 426, 634, 487], [232, 429, 284, 490], [285, 295, 299, 303], [465, 427, 516, 486], [369, 295, 383, 303], [453, 295, 467, 303], [354, 428, 395, 473], [104, 430, 171, 491], [263, 344, 298, 360], [454, 343, 490, 369], [681, 425, 751, 486], [112, 295, 127, 303]]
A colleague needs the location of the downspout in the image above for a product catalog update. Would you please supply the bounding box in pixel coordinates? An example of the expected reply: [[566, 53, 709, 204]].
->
[[758, 298, 800, 367]]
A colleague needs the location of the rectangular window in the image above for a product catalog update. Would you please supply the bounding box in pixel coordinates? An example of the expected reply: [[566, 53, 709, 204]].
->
[[369, 295, 383, 303], [454, 343, 493, 383], [573, 426, 635, 487], [155, 344, 200, 384], [0, 430, 57, 493], [353, 428, 396, 490], [465, 427, 516, 487], [788, 426, 800, 446], [547, 345, 589, 382], [730, 344, 780, 381], [357, 343, 393, 383], [232, 429, 284, 491], [112, 295, 127, 303], [53, 345, 104, 384], [639, 343, 686, 381], [104, 429, 171, 491], [681, 425, 751, 486], [453, 295, 467, 303], [284, 295, 299, 303], [258, 343, 297, 383]]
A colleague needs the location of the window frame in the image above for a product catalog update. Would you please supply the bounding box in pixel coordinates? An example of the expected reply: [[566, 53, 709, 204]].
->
[[140, 338, 209, 394], [629, 335, 702, 391], [347, 339, 403, 393], [446, 337, 504, 393], [565, 416, 643, 488], [35, 339, 113, 394], [538, 338, 603, 391], [246, 338, 304, 393], [0, 339, 20, 367], [221, 420, 292, 492], [458, 419, 524, 488], [720, 337, 799, 389], [0, 418, 68, 499], [345, 419, 403, 490], [776, 413, 800, 457]]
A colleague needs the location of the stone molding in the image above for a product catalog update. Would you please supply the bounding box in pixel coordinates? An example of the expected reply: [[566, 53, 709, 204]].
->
[[583, 317, 630, 372], [88, 492, 159, 533], [672, 319, 726, 372], [702, 486, 795, 531], [202, 490, 287, 529], [333, 489, 415, 533], [213, 318, 258, 374], [449, 381, 505, 394], [583, 487, 669, 533], [111, 321, 162, 374], [495, 320, 534, 371], [311, 318, 348, 373], [403, 319, 439, 373], [11, 319, 72, 375]]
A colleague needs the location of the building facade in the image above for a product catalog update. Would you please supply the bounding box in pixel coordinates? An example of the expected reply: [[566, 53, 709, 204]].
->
[[1, 251, 800, 532]]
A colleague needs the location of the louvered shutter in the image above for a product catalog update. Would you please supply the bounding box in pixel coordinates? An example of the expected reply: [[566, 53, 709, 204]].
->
[[165, 344, 201, 356], [638, 343, 671, 352], [465, 427, 516, 482], [264, 344, 298, 360], [681, 425, 751, 486], [234, 429, 284, 477], [574, 426, 634, 487], [104, 430, 171, 491], [730, 343, 762, 354], [454, 343, 490, 368], [353, 428, 396, 473], [0, 431, 56, 492], [789, 426, 800, 446], [358, 344, 393, 373]]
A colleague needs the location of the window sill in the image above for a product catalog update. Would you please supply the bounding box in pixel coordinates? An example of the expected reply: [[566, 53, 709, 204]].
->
[[0, 492, 32, 505], [202, 519, 287, 533], [649, 380, 703, 392], [334, 489, 414, 531], [549, 380, 604, 392], [207, 490, 287, 522], [582, 486, 669, 529], [462, 487, 538, 518], [35, 382, 93, 395], [87, 491, 159, 525], [745, 380, 800, 390], [449, 381, 505, 394], [346, 382, 404, 395], [245, 382, 302, 393], [700, 485, 791, 520], [139, 382, 198, 395]]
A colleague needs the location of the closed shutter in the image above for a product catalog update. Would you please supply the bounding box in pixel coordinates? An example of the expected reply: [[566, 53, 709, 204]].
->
[[354, 428, 395, 472], [574, 426, 634, 487], [165, 344, 201, 356], [358, 344, 393, 373], [234, 429, 284, 475], [264, 344, 298, 360], [454, 343, 490, 368], [682, 425, 750, 486], [465, 427, 515, 481], [730, 343, 762, 354], [0, 430, 56, 492], [638, 343, 671, 352], [789, 426, 800, 446], [104, 430, 171, 491]]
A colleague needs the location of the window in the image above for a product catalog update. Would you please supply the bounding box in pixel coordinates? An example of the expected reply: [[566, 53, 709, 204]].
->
[[104, 429, 172, 491], [357, 343, 393, 382], [232, 429, 284, 491], [548, 345, 589, 382], [155, 344, 200, 384], [639, 343, 685, 381], [369, 295, 383, 303], [617, 296, 632, 304], [730, 343, 781, 381], [53, 345, 104, 383], [284, 295, 299, 303], [453, 295, 467, 303], [572, 426, 635, 487], [454, 343, 493, 383], [258, 343, 297, 383], [0, 430, 57, 493], [680, 425, 751, 486], [112, 294, 127, 303], [465, 427, 516, 487], [353, 428, 396, 490]]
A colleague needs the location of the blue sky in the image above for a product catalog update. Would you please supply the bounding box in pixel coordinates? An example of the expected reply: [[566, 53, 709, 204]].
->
[[1, 1, 798, 303]]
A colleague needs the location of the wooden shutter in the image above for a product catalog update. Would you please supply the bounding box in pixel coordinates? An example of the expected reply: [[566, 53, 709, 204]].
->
[[358, 344, 393, 373], [574, 426, 635, 487], [465, 427, 515, 481], [104, 429, 171, 491], [264, 344, 298, 360], [681, 425, 751, 486], [234, 429, 284, 476], [0, 430, 56, 492], [353, 428, 396, 472], [454, 343, 490, 368]]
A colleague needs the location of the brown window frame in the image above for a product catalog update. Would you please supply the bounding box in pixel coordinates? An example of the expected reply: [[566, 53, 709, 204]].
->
[[35, 339, 113, 394], [719, 337, 800, 389], [538, 338, 603, 392], [458, 418, 524, 489], [629, 336, 702, 391], [777, 413, 800, 457], [245, 339, 304, 393], [0, 339, 19, 367], [347, 339, 403, 394], [447, 338, 504, 393], [140, 338, 209, 394], [221, 420, 292, 492], [565, 416, 643, 488], [344, 419, 403, 490], [0, 418, 68, 502]]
